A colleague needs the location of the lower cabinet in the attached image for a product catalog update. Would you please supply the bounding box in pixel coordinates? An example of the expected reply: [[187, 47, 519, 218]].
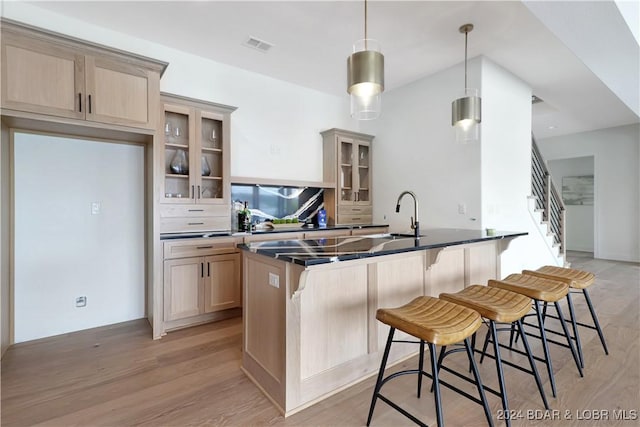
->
[[164, 253, 241, 322], [163, 237, 241, 329]]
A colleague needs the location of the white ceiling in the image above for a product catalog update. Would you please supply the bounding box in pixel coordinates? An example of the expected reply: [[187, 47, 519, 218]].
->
[[27, 0, 640, 139]]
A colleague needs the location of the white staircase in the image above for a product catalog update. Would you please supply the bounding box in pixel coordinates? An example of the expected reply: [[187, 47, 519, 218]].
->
[[527, 195, 567, 267], [530, 136, 568, 267]]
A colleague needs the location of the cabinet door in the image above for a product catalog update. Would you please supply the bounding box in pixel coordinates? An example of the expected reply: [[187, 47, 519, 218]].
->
[[85, 55, 156, 129], [164, 257, 204, 321], [161, 104, 195, 203], [337, 136, 356, 206], [194, 110, 228, 204], [203, 253, 241, 313], [355, 140, 371, 205], [1, 32, 84, 119]]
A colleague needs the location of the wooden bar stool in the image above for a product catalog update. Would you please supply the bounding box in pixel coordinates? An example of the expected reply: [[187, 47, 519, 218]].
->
[[366, 296, 494, 427], [523, 266, 608, 365], [439, 285, 550, 427], [488, 274, 584, 398]]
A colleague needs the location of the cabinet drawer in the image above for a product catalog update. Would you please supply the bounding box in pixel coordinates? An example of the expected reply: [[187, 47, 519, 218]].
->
[[160, 217, 230, 234], [159, 204, 228, 218], [164, 237, 238, 259], [337, 214, 373, 225], [338, 205, 373, 216]]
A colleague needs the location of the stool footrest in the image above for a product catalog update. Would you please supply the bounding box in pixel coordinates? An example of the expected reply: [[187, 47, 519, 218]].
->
[[438, 365, 502, 399]]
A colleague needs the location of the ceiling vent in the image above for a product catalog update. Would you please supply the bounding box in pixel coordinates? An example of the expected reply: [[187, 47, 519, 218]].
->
[[243, 36, 273, 53], [532, 95, 543, 104]]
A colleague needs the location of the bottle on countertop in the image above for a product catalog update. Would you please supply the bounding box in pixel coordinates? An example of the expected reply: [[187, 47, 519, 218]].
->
[[238, 201, 251, 232], [317, 208, 327, 228]]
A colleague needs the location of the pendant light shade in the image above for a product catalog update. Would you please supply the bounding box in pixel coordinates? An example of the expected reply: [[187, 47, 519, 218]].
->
[[452, 24, 481, 143], [347, 0, 384, 120]]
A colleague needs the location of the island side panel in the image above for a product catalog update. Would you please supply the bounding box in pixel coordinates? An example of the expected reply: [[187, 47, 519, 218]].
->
[[286, 251, 427, 413], [242, 252, 287, 411], [374, 251, 427, 356]]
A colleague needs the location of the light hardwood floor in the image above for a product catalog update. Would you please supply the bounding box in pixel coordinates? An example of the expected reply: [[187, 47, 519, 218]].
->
[[2, 252, 639, 426]]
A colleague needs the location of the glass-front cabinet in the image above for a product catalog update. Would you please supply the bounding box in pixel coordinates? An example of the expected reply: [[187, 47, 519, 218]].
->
[[161, 97, 232, 205], [322, 128, 374, 225], [338, 137, 370, 205], [158, 93, 236, 234]]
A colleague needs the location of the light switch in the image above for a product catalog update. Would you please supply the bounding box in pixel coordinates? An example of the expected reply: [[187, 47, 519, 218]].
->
[[268, 272, 280, 288], [458, 203, 466, 215], [91, 202, 101, 215]]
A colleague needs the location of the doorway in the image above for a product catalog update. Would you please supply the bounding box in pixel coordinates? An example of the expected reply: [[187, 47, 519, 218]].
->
[[548, 156, 595, 254]]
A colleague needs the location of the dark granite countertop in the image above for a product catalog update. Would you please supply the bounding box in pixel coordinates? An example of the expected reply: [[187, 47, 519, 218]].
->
[[159, 224, 388, 240], [238, 228, 528, 266]]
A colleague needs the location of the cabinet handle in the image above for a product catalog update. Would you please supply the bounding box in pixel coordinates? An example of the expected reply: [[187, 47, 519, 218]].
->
[[196, 245, 213, 249], [352, 208, 361, 212], [188, 222, 204, 225], [78, 93, 82, 112], [191, 185, 195, 199], [207, 262, 210, 277], [188, 209, 204, 212], [201, 262, 204, 278], [352, 217, 361, 221], [88, 94, 92, 114], [197, 185, 201, 199]]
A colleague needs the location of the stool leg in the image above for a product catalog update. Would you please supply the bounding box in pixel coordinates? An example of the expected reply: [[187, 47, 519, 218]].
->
[[583, 288, 609, 355], [428, 343, 445, 427], [430, 345, 447, 393], [534, 299, 557, 397], [464, 337, 495, 427], [565, 293, 584, 368], [479, 328, 491, 364], [489, 321, 510, 427], [554, 301, 584, 377], [367, 327, 395, 426], [517, 318, 550, 410], [417, 340, 425, 398]]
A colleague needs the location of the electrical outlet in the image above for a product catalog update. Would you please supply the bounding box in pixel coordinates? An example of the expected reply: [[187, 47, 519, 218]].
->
[[91, 202, 101, 215], [458, 203, 467, 215], [268, 273, 280, 288], [75, 296, 87, 307]]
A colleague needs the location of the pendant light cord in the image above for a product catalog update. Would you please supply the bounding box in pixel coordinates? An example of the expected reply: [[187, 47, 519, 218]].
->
[[464, 28, 468, 91], [364, 0, 368, 50]]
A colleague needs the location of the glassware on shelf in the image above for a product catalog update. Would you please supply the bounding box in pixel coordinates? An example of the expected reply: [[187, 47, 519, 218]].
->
[[164, 122, 172, 142], [201, 155, 211, 176], [170, 149, 189, 175], [173, 126, 182, 141]]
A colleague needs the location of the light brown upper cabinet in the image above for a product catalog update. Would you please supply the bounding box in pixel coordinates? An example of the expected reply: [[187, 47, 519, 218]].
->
[[322, 128, 374, 225], [1, 19, 166, 130], [159, 93, 236, 233]]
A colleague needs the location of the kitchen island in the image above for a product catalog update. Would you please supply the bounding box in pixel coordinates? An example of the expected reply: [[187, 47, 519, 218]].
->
[[239, 229, 526, 416]]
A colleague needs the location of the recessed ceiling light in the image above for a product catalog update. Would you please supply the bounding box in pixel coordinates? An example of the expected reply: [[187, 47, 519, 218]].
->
[[548, 125, 557, 130], [243, 36, 273, 53]]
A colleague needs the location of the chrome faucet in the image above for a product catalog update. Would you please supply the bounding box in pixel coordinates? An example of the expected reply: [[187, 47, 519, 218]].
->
[[395, 190, 420, 238]]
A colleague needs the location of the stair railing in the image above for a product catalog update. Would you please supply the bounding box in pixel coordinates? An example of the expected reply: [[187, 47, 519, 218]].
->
[[531, 136, 566, 260]]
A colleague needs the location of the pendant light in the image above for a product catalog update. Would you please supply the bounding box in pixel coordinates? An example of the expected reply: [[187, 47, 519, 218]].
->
[[452, 23, 481, 143], [347, 0, 384, 120]]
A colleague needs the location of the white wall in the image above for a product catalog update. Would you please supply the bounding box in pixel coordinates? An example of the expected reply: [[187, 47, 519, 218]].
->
[[362, 58, 483, 233], [2, 1, 354, 183], [365, 56, 560, 274], [479, 58, 561, 274], [538, 124, 640, 262], [548, 156, 595, 252], [14, 133, 145, 342]]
